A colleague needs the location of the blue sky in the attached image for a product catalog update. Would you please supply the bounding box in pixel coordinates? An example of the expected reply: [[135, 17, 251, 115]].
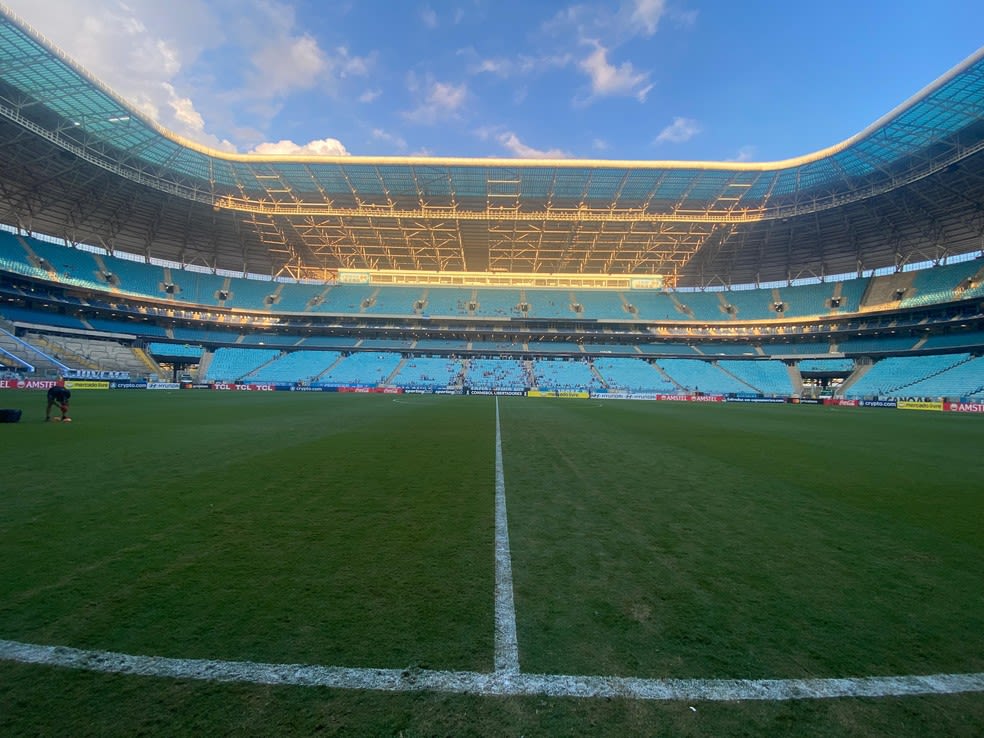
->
[[5, 0, 983, 161]]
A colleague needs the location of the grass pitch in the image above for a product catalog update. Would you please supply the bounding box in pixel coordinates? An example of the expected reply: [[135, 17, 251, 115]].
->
[[1, 389, 982, 735]]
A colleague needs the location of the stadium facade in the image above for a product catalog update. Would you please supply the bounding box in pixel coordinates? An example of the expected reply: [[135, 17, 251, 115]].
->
[[1, 6, 983, 402]]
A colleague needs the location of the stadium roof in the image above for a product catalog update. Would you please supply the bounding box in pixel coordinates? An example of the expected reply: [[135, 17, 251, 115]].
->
[[0, 7, 983, 287]]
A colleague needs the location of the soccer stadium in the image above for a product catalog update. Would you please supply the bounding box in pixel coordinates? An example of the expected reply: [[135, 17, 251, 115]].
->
[[1, 4, 983, 735]]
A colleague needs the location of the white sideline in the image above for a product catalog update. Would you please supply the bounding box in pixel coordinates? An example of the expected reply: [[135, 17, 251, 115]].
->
[[493, 396, 521, 674], [2, 639, 983, 701]]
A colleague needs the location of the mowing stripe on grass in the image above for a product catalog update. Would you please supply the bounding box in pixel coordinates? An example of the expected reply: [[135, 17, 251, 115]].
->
[[493, 396, 520, 674], [2, 639, 983, 702]]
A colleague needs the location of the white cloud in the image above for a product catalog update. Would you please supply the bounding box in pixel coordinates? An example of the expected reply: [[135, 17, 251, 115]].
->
[[371, 128, 408, 151], [1, 0, 373, 154], [497, 132, 569, 159], [420, 5, 438, 28], [469, 52, 572, 78], [629, 0, 667, 36], [654, 117, 701, 144], [2, 0, 222, 144], [358, 88, 382, 103], [592, 138, 610, 152], [163, 83, 205, 132], [248, 33, 327, 97], [578, 41, 652, 102], [672, 8, 699, 28], [249, 138, 350, 156], [403, 78, 468, 125], [729, 145, 756, 162]]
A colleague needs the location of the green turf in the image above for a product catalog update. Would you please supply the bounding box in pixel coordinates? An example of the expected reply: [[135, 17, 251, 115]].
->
[[501, 399, 984, 680], [0, 390, 494, 670], [1, 389, 982, 734]]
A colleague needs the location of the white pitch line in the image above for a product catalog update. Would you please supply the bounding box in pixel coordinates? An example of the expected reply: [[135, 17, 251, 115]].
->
[[2, 639, 983, 702], [493, 396, 521, 674]]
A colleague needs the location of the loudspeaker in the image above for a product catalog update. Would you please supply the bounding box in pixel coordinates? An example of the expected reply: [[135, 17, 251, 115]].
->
[[0, 408, 22, 423]]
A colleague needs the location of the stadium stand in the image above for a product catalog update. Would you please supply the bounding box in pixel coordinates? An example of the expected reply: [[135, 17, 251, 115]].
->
[[473, 289, 523, 318], [244, 350, 341, 383], [414, 338, 470, 351], [531, 358, 600, 391], [0, 305, 88, 329], [317, 285, 374, 313], [470, 340, 527, 352], [391, 357, 463, 389], [638, 342, 700, 355], [320, 351, 402, 386], [359, 338, 416, 350], [27, 333, 148, 376], [298, 336, 361, 348], [920, 330, 984, 350], [23, 239, 106, 291], [526, 341, 582, 354], [420, 287, 472, 316], [170, 326, 243, 343], [223, 276, 279, 310], [836, 335, 920, 354], [572, 290, 629, 319], [656, 359, 755, 395], [204, 347, 279, 382], [362, 286, 425, 315], [834, 277, 870, 313], [526, 290, 575, 318], [147, 342, 204, 359], [172, 271, 227, 305], [592, 357, 679, 392], [273, 283, 331, 312], [628, 291, 686, 320], [844, 354, 973, 398], [466, 358, 529, 390], [237, 334, 297, 346], [798, 358, 854, 372], [717, 360, 794, 395], [672, 291, 728, 321], [718, 288, 778, 320], [899, 260, 983, 308], [897, 355, 984, 399], [778, 282, 837, 318], [85, 317, 169, 336], [761, 342, 833, 356], [100, 253, 166, 297], [696, 343, 758, 356]]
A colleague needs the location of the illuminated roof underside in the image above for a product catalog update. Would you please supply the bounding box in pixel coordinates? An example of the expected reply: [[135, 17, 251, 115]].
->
[[0, 7, 982, 287]]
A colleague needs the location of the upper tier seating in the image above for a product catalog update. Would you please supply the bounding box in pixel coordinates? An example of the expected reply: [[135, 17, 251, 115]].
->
[[526, 290, 576, 319], [4, 234, 982, 322], [798, 358, 854, 372], [473, 289, 523, 318], [363, 286, 425, 315]]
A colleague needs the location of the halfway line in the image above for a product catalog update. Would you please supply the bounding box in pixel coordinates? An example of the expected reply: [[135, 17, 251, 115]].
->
[[493, 396, 520, 674]]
